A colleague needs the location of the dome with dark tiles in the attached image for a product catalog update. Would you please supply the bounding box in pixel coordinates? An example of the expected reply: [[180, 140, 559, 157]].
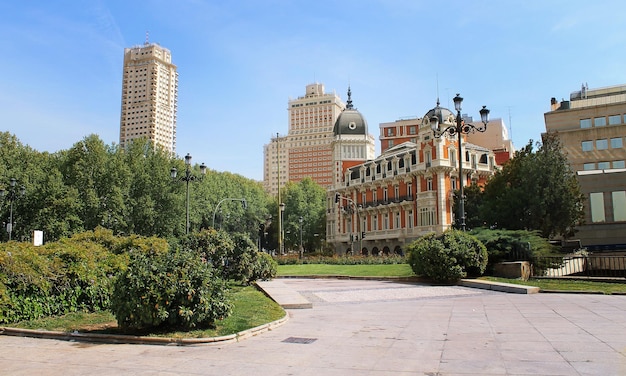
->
[[333, 87, 368, 136], [421, 99, 456, 128]]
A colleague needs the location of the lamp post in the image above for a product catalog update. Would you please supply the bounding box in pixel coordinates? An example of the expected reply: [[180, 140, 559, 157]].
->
[[430, 93, 489, 231], [279, 203, 285, 255], [212, 198, 247, 228], [0, 178, 26, 241], [171, 153, 207, 234], [299, 216, 304, 258]]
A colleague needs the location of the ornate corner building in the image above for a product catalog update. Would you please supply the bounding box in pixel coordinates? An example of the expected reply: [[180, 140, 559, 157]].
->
[[327, 100, 508, 256]]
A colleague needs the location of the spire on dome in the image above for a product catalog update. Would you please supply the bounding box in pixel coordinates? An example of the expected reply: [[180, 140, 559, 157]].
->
[[346, 86, 353, 109]]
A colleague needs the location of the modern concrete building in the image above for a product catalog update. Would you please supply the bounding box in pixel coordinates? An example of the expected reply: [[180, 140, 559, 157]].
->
[[263, 83, 375, 195], [544, 83, 626, 250], [119, 41, 178, 154], [328, 101, 502, 255]]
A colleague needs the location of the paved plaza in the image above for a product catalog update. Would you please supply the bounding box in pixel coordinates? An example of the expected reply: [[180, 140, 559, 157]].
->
[[1, 278, 625, 375]]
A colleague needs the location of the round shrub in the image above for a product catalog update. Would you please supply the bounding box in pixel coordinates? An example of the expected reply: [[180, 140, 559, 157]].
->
[[407, 230, 488, 283], [111, 249, 232, 331], [249, 252, 278, 282]]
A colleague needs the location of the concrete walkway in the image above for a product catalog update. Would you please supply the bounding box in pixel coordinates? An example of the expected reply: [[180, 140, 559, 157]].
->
[[1, 278, 625, 375]]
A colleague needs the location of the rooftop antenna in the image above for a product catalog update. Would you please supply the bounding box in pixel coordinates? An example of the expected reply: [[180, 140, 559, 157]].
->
[[145, 31, 149, 45]]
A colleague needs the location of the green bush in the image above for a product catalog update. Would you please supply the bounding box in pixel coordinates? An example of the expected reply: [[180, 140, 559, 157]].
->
[[250, 252, 277, 282], [187, 229, 277, 284], [0, 234, 128, 324], [406, 230, 488, 283], [111, 249, 232, 331], [469, 228, 558, 274]]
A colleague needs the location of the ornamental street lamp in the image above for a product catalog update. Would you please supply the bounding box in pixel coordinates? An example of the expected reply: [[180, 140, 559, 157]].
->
[[171, 153, 207, 234], [0, 178, 26, 241], [430, 94, 489, 231], [212, 198, 247, 228]]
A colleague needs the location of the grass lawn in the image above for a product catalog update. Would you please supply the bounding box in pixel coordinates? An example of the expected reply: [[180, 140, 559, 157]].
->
[[480, 276, 626, 295], [10, 284, 285, 338], [277, 263, 415, 278]]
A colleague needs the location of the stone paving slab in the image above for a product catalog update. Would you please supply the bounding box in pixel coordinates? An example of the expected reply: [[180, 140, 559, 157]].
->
[[256, 279, 312, 309], [1, 278, 626, 375], [460, 278, 541, 294]]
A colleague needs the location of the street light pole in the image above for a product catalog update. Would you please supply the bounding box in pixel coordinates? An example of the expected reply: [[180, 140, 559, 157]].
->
[[279, 203, 285, 254], [0, 178, 26, 241], [171, 153, 207, 235], [212, 198, 248, 228], [299, 216, 303, 257], [430, 93, 489, 231]]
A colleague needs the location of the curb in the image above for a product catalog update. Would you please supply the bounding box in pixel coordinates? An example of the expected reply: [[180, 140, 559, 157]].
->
[[0, 312, 289, 346]]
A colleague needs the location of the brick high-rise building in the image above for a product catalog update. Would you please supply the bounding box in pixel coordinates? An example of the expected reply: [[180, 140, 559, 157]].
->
[[263, 83, 375, 195], [119, 41, 178, 154]]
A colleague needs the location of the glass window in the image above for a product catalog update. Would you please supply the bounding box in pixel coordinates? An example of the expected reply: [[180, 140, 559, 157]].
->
[[610, 137, 623, 148], [596, 139, 608, 150], [613, 160, 626, 169], [580, 118, 592, 128], [582, 140, 593, 151], [597, 161, 610, 169], [590, 192, 605, 223], [409, 126, 416, 135], [594, 117, 606, 127], [613, 191, 626, 221], [608, 115, 622, 125], [583, 163, 596, 170]]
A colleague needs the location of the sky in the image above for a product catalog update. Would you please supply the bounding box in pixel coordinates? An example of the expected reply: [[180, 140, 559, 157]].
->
[[3, 1, 626, 181]]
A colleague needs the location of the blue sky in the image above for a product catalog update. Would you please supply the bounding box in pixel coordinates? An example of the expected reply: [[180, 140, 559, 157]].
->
[[2, 1, 626, 181]]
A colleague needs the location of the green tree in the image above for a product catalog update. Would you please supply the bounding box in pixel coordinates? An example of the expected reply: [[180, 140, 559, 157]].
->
[[281, 178, 326, 253], [481, 134, 584, 238]]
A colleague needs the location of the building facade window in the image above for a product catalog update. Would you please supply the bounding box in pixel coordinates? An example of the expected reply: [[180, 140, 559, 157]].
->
[[395, 212, 401, 228], [613, 160, 626, 169], [407, 182, 413, 199], [583, 163, 596, 170], [610, 137, 623, 149], [613, 191, 626, 221], [596, 139, 609, 150], [590, 192, 605, 223], [407, 210, 413, 228], [597, 161, 610, 169], [426, 178, 433, 191], [580, 118, 592, 128], [609, 114, 621, 125], [419, 207, 436, 226], [594, 117, 606, 127]]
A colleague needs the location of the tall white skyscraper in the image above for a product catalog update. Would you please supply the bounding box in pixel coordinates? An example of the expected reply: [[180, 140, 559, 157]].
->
[[119, 41, 178, 153]]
